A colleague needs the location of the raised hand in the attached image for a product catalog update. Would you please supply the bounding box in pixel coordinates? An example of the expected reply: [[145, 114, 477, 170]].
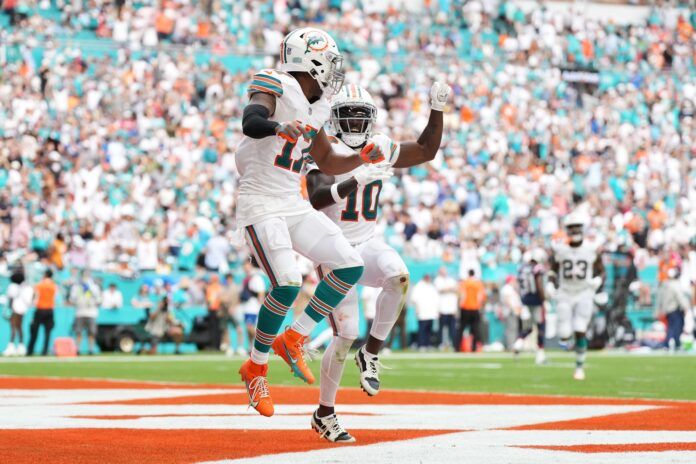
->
[[276, 120, 311, 143], [430, 81, 452, 112]]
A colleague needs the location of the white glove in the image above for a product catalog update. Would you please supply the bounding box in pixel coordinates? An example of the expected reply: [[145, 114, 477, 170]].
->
[[366, 133, 400, 165], [544, 281, 557, 299], [354, 163, 393, 186], [594, 292, 609, 306], [591, 276, 603, 291], [430, 81, 452, 111]]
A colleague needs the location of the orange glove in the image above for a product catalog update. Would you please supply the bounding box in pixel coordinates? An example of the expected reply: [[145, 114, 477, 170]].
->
[[359, 143, 385, 164]]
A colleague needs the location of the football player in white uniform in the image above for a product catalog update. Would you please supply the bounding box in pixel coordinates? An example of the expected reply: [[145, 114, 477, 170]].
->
[[236, 28, 386, 417], [549, 212, 605, 380], [304, 82, 451, 442]]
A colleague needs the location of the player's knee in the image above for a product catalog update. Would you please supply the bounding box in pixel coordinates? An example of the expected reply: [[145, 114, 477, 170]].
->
[[384, 273, 410, 295], [558, 325, 572, 341], [333, 336, 354, 363], [275, 270, 303, 288]]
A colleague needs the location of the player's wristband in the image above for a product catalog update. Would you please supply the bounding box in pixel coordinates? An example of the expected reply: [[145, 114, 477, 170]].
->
[[330, 183, 342, 203]]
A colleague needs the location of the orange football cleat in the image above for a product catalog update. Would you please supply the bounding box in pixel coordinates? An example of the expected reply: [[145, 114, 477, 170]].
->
[[272, 328, 315, 384], [239, 359, 274, 417]]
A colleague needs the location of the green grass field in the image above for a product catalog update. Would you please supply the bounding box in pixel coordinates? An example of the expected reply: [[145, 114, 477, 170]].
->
[[1, 352, 695, 401]]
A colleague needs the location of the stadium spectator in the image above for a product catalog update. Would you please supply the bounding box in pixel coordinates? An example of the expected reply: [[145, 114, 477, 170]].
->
[[3, 267, 33, 356], [434, 267, 458, 350], [27, 270, 58, 356], [69, 270, 102, 355], [203, 229, 231, 273], [48, 233, 67, 270], [143, 295, 184, 354], [131, 284, 154, 314], [219, 273, 245, 356], [411, 274, 439, 351], [656, 268, 691, 352], [205, 274, 223, 350], [458, 270, 487, 352], [137, 232, 159, 272], [102, 283, 124, 311]]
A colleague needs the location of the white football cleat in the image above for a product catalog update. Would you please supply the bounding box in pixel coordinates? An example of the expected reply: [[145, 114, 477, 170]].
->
[[15, 343, 26, 356], [311, 410, 356, 443], [573, 367, 586, 381], [512, 338, 524, 354], [3, 344, 16, 357], [236, 347, 248, 356], [355, 346, 385, 396], [535, 349, 547, 365]]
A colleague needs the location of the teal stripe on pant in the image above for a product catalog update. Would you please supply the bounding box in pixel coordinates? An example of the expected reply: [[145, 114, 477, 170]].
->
[[253, 285, 300, 353], [304, 265, 364, 323]]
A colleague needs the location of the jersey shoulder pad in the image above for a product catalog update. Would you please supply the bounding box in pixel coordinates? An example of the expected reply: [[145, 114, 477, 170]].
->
[[248, 69, 283, 98], [551, 241, 567, 256], [370, 133, 400, 165]]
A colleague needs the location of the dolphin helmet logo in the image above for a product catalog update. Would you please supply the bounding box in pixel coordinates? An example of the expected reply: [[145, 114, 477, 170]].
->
[[304, 32, 329, 54]]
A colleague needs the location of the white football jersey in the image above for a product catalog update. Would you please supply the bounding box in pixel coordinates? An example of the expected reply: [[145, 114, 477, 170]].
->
[[304, 137, 399, 245], [235, 69, 331, 225], [553, 242, 599, 293]]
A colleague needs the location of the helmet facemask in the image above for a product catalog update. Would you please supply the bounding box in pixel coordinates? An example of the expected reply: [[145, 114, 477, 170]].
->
[[310, 51, 344, 96], [331, 103, 376, 148], [566, 224, 584, 245]]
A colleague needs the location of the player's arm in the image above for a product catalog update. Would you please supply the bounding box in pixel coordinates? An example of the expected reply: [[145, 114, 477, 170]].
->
[[548, 255, 559, 288], [310, 128, 384, 175], [242, 92, 308, 141], [392, 82, 451, 169], [591, 253, 606, 291], [306, 162, 393, 210], [535, 272, 545, 303], [306, 169, 356, 210]]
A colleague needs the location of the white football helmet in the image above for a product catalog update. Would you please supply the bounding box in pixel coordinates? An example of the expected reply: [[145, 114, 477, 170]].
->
[[330, 84, 378, 148], [531, 248, 547, 263], [564, 212, 588, 245], [279, 27, 344, 95], [522, 251, 533, 263]]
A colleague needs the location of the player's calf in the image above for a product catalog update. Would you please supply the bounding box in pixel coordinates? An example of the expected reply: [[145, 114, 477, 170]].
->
[[318, 335, 355, 417], [573, 331, 588, 380]]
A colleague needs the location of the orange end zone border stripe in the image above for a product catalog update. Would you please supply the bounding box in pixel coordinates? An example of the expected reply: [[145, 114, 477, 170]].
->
[[517, 442, 696, 453]]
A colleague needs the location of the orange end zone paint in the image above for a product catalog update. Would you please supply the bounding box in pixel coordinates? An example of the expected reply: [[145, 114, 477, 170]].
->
[[0, 429, 455, 464]]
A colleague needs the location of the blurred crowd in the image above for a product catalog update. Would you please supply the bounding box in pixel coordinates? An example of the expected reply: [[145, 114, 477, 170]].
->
[[0, 0, 695, 290]]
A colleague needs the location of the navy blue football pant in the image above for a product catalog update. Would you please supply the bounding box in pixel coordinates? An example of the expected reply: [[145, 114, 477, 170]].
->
[[665, 310, 684, 349]]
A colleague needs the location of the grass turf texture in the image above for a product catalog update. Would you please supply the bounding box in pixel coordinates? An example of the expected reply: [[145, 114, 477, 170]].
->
[[1, 352, 695, 401]]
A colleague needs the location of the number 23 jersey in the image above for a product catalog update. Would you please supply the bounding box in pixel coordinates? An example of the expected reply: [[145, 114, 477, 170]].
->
[[304, 137, 400, 245], [552, 242, 599, 294], [235, 69, 330, 226]]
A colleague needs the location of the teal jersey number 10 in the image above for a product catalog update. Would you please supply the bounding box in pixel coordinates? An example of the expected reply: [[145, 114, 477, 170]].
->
[[341, 180, 382, 222]]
